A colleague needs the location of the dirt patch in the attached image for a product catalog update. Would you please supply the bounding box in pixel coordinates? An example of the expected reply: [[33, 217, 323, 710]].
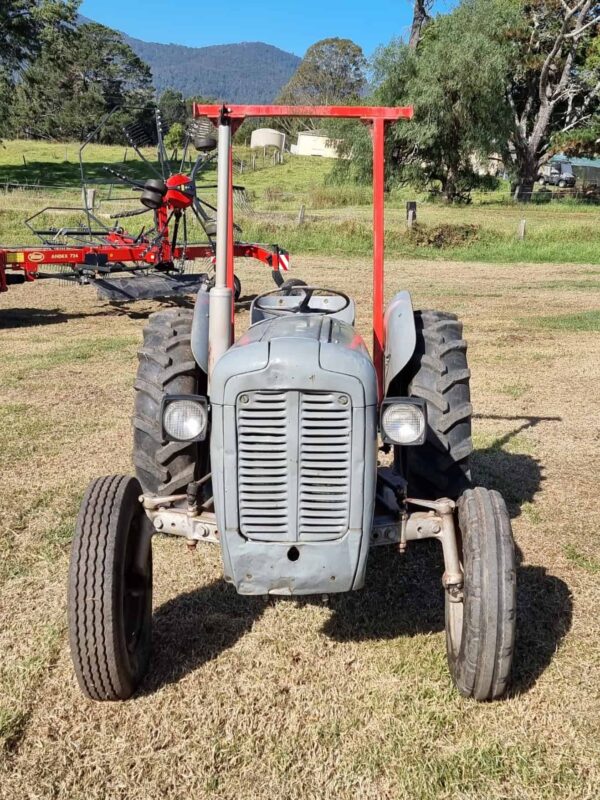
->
[[407, 222, 481, 248]]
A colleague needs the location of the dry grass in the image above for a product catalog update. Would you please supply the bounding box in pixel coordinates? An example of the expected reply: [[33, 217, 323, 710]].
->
[[1, 257, 600, 799]]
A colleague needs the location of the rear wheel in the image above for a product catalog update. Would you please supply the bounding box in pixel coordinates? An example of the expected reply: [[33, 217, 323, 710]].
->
[[133, 308, 208, 496], [445, 487, 516, 700], [68, 475, 152, 701], [281, 278, 307, 293], [403, 310, 472, 499], [203, 274, 242, 302]]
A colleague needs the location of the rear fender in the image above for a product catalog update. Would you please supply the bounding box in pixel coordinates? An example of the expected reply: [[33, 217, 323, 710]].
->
[[383, 290, 416, 396]]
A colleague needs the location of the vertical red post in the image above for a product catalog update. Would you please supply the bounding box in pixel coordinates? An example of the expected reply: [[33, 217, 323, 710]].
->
[[372, 117, 386, 401], [227, 139, 235, 333]]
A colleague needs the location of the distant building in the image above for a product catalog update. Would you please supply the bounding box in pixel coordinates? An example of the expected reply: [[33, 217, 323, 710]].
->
[[291, 130, 340, 159], [250, 128, 286, 152]]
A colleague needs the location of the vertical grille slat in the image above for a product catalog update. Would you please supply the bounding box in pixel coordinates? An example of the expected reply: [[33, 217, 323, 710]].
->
[[237, 390, 352, 542], [237, 391, 290, 539], [299, 393, 351, 540]]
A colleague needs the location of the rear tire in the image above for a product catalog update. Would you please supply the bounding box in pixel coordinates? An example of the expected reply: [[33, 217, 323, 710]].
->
[[203, 274, 242, 302], [281, 278, 307, 293], [68, 475, 152, 701], [403, 310, 472, 499], [445, 487, 516, 701], [133, 308, 207, 496]]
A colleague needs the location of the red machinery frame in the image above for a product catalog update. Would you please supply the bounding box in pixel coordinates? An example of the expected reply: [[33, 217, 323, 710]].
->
[[194, 104, 414, 395]]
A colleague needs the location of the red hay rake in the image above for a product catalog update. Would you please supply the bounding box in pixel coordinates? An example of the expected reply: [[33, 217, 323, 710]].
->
[[0, 108, 291, 303]]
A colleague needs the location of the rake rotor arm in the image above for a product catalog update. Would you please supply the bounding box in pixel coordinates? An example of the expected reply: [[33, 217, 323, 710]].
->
[[102, 166, 146, 190]]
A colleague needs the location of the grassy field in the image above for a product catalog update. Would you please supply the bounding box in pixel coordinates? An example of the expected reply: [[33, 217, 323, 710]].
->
[[1, 254, 600, 798], [1, 139, 600, 797], [1, 139, 600, 264]]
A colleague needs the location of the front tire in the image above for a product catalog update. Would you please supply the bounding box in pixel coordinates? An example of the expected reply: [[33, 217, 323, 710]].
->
[[68, 475, 153, 701], [403, 310, 472, 499], [445, 487, 516, 701], [133, 308, 207, 496]]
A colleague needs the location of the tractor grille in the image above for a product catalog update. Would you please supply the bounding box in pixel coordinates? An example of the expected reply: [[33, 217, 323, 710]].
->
[[237, 391, 352, 542], [298, 393, 351, 538]]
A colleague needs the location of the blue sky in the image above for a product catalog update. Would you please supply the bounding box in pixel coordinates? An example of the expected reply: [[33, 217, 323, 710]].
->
[[80, 0, 455, 57]]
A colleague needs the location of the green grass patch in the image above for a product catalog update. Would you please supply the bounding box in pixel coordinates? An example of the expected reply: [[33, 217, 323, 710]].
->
[[521, 502, 542, 524], [531, 279, 600, 291], [472, 431, 536, 455], [529, 311, 600, 332], [564, 544, 600, 573], [499, 383, 531, 399], [0, 621, 63, 752], [0, 707, 29, 751], [0, 403, 53, 463], [4, 335, 137, 385]]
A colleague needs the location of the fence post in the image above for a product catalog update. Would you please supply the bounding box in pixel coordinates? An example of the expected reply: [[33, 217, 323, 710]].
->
[[519, 218, 526, 240], [297, 204, 306, 226], [82, 188, 96, 210], [406, 200, 417, 228]]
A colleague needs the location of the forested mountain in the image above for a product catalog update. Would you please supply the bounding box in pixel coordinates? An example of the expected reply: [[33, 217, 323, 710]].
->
[[79, 16, 301, 103]]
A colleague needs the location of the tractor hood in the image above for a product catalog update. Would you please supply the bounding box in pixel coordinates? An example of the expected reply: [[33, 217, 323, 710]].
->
[[209, 315, 378, 408]]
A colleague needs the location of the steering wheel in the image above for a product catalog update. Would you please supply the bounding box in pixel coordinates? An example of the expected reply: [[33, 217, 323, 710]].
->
[[254, 286, 351, 317]]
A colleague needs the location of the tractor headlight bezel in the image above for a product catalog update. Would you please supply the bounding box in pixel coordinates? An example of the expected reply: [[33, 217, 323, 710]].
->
[[380, 398, 427, 446], [162, 395, 209, 443]]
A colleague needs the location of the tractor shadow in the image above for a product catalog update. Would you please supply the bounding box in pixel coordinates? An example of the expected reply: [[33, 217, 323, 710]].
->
[[0, 295, 253, 329], [470, 413, 558, 519], [0, 307, 91, 328], [140, 580, 265, 695], [325, 414, 572, 696]]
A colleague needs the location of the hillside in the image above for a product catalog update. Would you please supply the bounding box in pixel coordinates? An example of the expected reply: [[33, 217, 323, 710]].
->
[[79, 16, 300, 103], [124, 38, 300, 103]]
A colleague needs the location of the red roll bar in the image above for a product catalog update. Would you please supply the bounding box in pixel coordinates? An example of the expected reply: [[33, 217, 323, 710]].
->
[[194, 104, 414, 397]]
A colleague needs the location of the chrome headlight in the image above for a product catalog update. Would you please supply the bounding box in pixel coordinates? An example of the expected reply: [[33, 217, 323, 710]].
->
[[162, 395, 208, 442], [381, 399, 426, 445]]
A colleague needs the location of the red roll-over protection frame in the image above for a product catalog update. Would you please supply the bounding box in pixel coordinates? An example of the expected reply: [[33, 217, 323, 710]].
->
[[194, 104, 414, 398]]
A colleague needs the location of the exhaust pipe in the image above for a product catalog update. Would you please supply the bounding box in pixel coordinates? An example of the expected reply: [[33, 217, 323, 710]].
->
[[208, 116, 233, 382]]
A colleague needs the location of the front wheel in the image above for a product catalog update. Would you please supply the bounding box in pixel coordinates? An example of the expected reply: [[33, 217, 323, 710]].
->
[[445, 487, 516, 701], [403, 310, 473, 500], [68, 475, 153, 701]]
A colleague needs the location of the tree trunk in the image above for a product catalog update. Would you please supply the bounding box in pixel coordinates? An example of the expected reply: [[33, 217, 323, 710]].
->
[[409, 0, 431, 50], [441, 168, 457, 203], [513, 150, 540, 202], [512, 103, 554, 201]]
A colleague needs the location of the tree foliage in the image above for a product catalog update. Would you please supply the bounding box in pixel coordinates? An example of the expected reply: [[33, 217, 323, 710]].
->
[[278, 38, 367, 105], [10, 21, 154, 142], [0, 0, 78, 130], [332, 1, 512, 201], [0, 0, 77, 70], [164, 122, 185, 152], [503, 0, 600, 196], [158, 89, 188, 128], [276, 38, 367, 134]]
